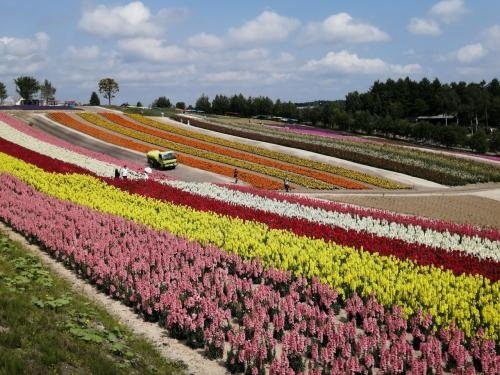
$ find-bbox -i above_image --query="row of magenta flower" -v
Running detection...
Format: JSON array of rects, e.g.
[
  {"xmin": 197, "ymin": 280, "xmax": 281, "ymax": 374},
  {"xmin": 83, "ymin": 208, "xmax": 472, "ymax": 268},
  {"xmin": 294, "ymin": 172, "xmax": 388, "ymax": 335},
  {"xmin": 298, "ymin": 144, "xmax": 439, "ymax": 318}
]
[
  {"xmin": 0, "ymin": 145, "xmax": 498, "ymax": 373},
  {"xmin": 0, "ymin": 173, "xmax": 498, "ymax": 374}
]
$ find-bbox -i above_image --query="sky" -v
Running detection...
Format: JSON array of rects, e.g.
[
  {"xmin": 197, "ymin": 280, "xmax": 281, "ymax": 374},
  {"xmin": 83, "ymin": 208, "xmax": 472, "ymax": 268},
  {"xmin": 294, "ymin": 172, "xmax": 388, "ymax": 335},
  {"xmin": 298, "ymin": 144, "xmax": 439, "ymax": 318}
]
[{"xmin": 1, "ymin": 0, "xmax": 500, "ymax": 106}]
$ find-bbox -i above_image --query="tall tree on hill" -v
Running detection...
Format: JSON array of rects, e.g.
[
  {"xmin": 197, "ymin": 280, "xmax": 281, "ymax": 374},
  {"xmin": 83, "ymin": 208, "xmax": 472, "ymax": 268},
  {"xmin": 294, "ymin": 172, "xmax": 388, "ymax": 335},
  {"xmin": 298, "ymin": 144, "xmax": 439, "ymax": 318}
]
[
  {"xmin": 40, "ymin": 79, "xmax": 56, "ymax": 105},
  {"xmin": 0, "ymin": 82, "xmax": 7, "ymax": 104},
  {"xmin": 98, "ymin": 78, "xmax": 119, "ymax": 105},
  {"xmin": 89, "ymin": 91, "xmax": 100, "ymax": 106},
  {"xmin": 152, "ymin": 96, "xmax": 171, "ymax": 108},
  {"xmin": 14, "ymin": 76, "xmax": 40, "ymax": 101},
  {"xmin": 195, "ymin": 93, "xmax": 211, "ymax": 113}
]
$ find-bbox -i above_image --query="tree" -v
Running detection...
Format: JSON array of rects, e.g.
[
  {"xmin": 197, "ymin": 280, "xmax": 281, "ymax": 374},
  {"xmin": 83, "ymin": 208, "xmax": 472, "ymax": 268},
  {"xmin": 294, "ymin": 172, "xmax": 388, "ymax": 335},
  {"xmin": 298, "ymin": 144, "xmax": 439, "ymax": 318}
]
[
  {"xmin": 14, "ymin": 76, "xmax": 40, "ymax": 101},
  {"xmin": 195, "ymin": 94, "xmax": 211, "ymax": 113},
  {"xmin": 468, "ymin": 129, "xmax": 488, "ymax": 153},
  {"xmin": 40, "ymin": 79, "xmax": 56, "ymax": 104},
  {"xmin": 136, "ymin": 101, "xmax": 143, "ymax": 107},
  {"xmin": 152, "ymin": 96, "xmax": 171, "ymax": 108},
  {"xmin": 489, "ymin": 130, "xmax": 500, "ymax": 153},
  {"xmin": 98, "ymin": 78, "xmax": 119, "ymax": 105},
  {"xmin": 89, "ymin": 91, "xmax": 100, "ymax": 106},
  {"xmin": 211, "ymin": 94, "xmax": 230, "ymax": 115},
  {"xmin": 0, "ymin": 82, "xmax": 7, "ymax": 104},
  {"xmin": 175, "ymin": 102, "xmax": 186, "ymax": 110}
]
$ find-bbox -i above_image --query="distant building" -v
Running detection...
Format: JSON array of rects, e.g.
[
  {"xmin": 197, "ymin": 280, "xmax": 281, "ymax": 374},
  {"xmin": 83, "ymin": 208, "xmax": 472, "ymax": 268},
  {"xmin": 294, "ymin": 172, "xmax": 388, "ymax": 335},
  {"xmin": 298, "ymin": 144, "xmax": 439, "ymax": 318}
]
[{"xmin": 416, "ymin": 113, "xmax": 457, "ymax": 125}]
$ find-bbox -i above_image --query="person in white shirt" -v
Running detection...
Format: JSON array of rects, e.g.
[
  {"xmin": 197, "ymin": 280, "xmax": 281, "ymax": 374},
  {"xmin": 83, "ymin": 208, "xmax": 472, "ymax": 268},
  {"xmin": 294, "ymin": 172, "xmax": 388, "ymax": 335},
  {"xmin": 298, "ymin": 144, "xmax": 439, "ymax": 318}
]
[{"xmin": 120, "ymin": 165, "xmax": 129, "ymax": 179}]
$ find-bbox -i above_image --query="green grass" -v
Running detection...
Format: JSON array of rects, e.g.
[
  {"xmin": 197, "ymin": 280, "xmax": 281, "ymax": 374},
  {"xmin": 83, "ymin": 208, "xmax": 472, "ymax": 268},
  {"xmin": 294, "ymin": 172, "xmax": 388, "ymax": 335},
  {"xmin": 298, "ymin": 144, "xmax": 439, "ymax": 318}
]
[{"xmin": 0, "ymin": 229, "xmax": 187, "ymax": 375}]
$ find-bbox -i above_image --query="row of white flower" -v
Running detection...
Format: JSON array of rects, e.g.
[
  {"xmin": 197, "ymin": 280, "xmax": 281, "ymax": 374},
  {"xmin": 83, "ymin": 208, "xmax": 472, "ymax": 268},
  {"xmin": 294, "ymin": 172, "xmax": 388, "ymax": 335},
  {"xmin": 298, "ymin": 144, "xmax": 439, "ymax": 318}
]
[
  {"xmin": 164, "ymin": 180, "xmax": 500, "ymax": 261},
  {"xmin": 2, "ymin": 120, "xmax": 499, "ymax": 261}
]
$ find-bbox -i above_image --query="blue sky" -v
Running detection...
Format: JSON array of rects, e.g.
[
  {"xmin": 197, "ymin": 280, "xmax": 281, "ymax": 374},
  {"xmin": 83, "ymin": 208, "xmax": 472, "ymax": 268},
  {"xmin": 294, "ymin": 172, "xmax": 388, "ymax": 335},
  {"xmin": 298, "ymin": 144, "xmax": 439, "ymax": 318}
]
[{"xmin": 1, "ymin": 0, "xmax": 499, "ymax": 106}]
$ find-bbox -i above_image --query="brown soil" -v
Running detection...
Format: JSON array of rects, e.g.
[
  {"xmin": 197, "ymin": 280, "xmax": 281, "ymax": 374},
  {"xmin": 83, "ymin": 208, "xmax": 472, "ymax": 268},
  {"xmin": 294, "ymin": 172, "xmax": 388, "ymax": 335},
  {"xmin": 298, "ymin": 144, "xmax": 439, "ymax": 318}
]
[{"xmin": 323, "ymin": 194, "xmax": 500, "ymax": 229}]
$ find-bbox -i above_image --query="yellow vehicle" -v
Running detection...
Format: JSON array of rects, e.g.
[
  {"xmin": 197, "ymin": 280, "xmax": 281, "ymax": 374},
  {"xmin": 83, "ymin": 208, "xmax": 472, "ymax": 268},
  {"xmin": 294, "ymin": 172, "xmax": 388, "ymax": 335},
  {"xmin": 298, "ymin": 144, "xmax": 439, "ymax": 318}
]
[{"xmin": 146, "ymin": 150, "xmax": 177, "ymax": 169}]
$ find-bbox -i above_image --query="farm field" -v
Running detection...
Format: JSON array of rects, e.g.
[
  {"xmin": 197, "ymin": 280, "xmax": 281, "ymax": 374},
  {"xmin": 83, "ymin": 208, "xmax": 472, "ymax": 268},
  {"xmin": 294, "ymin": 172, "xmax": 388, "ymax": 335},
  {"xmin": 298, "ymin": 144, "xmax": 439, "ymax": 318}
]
[{"xmin": 0, "ymin": 108, "xmax": 499, "ymax": 374}]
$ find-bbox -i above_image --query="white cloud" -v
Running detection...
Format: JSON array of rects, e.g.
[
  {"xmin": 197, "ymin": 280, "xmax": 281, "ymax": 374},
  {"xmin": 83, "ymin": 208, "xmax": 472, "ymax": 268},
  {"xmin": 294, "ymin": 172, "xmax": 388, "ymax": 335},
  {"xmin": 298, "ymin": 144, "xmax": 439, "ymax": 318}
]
[
  {"xmin": 118, "ymin": 38, "xmax": 202, "ymax": 62},
  {"xmin": 481, "ymin": 25, "xmax": 500, "ymax": 49},
  {"xmin": 78, "ymin": 1, "xmax": 165, "ymax": 38},
  {"xmin": 236, "ymin": 48, "xmax": 269, "ymax": 60},
  {"xmin": 456, "ymin": 43, "xmax": 486, "ymax": 63},
  {"xmin": 203, "ymin": 70, "xmax": 259, "ymax": 82},
  {"xmin": 65, "ymin": 45, "xmax": 100, "ymax": 60},
  {"xmin": 430, "ymin": 0, "xmax": 467, "ymax": 24},
  {"xmin": 303, "ymin": 13, "xmax": 389, "ymax": 44},
  {"xmin": 187, "ymin": 33, "xmax": 224, "ymax": 50},
  {"xmin": 302, "ymin": 50, "xmax": 421, "ymax": 75},
  {"xmin": 407, "ymin": 18, "xmax": 441, "ymax": 35},
  {"xmin": 0, "ymin": 32, "xmax": 49, "ymax": 75},
  {"xmin": 228, "ymin": 11, "xmax": 300, "ymax": 43},
  {"xmin": 0, "ymin": 32, "xmax": 49, "ymax": 56}
]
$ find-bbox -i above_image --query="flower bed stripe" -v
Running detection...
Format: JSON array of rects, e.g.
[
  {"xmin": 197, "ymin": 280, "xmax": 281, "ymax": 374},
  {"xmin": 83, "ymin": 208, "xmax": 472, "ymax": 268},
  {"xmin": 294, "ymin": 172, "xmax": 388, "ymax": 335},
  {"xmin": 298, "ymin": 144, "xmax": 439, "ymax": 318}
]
[
  {"xmin": 46, "ymin": 112, "xmax": 282, "ymax": 189},
  {"xmin": 77, "ymin": 112, "xmax": 335, "ymax": 190},
  {"xmin": 147, "ymin": 113, "xmax": 407, "ymax": 189},
  {"xmin": 1, "ymin": 152, "xmax": 499, "ymax": 339},
  {"xmin": 102, "ymin": 112, "xmax": 370, "ymax": 190}
]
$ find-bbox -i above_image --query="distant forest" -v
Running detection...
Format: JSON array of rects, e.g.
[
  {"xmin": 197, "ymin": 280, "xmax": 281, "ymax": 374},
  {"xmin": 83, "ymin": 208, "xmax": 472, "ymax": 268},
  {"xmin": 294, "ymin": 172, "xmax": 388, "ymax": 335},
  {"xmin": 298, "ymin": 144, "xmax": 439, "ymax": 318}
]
[{"xmin": 193, "ymin": 77, "xmax": 500, "ymax": 153}]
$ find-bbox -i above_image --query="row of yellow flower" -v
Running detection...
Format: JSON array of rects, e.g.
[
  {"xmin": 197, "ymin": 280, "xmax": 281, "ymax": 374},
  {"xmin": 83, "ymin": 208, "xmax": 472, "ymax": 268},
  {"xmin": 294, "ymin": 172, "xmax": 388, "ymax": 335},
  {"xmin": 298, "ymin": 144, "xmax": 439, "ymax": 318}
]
[
  {"xmin": 128, "ymin": 113, "xmax": 406, "ymax": 189},
  {"xmin": 78, "ymin": 112, "xmax": 334, "ymax": 190},
  {"xmin": 1, "ymin": 152, "xmax": 498, "ymax": 339}
]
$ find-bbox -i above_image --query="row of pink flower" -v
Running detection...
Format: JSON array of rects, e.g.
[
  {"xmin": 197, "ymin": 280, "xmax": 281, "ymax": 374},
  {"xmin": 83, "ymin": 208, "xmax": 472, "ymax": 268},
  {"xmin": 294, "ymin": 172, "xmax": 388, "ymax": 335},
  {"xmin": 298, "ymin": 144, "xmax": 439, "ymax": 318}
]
[
  {"xmin": 0, "ymin": 173, "xmax": 497, "ymax": 374},
  {"xmin": 2, "ymin": 112, "xmax": 497, "ymax": 242},
  {"xmin": 2, "ymin": 136, "xmax": 498, "ymax": 282}
]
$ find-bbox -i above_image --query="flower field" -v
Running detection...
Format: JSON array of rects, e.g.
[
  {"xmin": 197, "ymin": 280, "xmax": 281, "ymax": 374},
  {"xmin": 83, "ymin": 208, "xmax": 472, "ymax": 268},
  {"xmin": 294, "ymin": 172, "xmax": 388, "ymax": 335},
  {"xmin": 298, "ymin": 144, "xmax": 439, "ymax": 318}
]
[
  {"xmin": 0, "ymin": 112, "xmax": 499, "ymax": 374},
  {"xmin": 48, "ymin": 111, "xmax": 407, "ymax": 190},
  {"xmin": 175, "ymin": 115, "xmax": 500, "ymax": 186}
]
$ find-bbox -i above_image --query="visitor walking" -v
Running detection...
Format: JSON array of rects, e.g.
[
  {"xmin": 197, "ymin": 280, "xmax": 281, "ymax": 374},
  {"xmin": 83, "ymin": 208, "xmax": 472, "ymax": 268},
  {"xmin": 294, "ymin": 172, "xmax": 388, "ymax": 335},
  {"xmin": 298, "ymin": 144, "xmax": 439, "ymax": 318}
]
[
  {"xmin": 120, "ymin": 165, "xmax": 129, "ymax": 179},
  {"xmin": 284, "ymin": 177, "xmax": 290, "ymax": 192},
  {"xmin": 233, "ymin": 168, "xmax": 238, "ymax": 183}
]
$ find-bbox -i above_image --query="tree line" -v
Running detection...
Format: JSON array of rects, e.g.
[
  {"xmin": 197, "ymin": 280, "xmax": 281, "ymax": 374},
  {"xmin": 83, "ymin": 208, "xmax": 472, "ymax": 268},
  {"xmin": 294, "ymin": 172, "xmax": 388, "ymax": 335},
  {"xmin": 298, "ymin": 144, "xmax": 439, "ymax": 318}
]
[
  {"xmin": 187, "ymin": 77, "xmax": 500, "ymax": 153},
  {"xmin": 0, "ymin": 76, "xmax": 56, "ymax": 105}
]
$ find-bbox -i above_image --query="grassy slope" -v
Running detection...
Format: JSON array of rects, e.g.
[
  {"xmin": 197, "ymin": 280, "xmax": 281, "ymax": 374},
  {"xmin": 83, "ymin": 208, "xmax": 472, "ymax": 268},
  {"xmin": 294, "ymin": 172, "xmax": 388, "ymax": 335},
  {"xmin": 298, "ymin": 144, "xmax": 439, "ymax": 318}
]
[{"xmin": 0, "ymin": 228, "xmax": 186, "ymax": 375}]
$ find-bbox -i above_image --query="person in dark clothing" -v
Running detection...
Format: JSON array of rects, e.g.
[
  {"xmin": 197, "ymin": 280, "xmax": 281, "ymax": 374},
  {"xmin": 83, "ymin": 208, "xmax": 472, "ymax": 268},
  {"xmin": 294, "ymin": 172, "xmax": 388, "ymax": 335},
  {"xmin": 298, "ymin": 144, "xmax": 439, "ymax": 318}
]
[
  {"xmin": 114, "ymin": 168, "xmax": 120, "ymax": 178},
  {"xmin": 284, "ymin": 177, "xmax": 290, "ymax": 192},
  {"xmin": 233, "ymin": 168, "xmax": 238, "ymax": 183}
]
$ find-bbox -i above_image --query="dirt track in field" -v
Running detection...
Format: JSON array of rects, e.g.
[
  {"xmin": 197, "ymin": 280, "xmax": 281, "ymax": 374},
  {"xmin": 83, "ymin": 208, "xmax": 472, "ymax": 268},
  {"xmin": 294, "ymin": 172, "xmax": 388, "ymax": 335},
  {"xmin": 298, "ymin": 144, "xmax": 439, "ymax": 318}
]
[{"xmin": 321, "ymin": 193, "xmax": 500, "ymax": 229}]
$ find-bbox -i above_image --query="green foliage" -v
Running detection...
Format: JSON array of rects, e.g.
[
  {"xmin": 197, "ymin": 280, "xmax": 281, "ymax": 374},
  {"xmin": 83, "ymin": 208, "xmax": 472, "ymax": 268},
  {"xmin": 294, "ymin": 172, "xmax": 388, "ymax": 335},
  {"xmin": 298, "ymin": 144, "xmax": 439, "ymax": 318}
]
[
  {"xmin": 14, "ymin": 76, "xmax": 40, "ymax": 100},
  {"xmin": 98, "ymin": 78, "xmax": 119, "ymax": 106},
  {"xmin": 0, "ymin": 81, "xmax": 7, "ymax": 104},
  {"xmin": 195, "ymin": 93, "xmax": 211, "ymax": 112},
  {"xmin": 39, "ymin": 79, "xmax": 56, "ymax": 103},
  {"xmin": 152, "ymin": 96, "xmax": 171, "ymax": 108},
  {"xmin": 489, "ymin": 130, "xmax": 500, "ymax": 153},
  {"xmin": 89, "ymin": 91, "xmax": 101, "ymax": 106},
  {"xmin": 469, "ymin": 129, "xmax": 489, "ymax": 153},
  {"xmin": 175, "ymin": 101, "xmax": 186, "ymax": 110}
]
